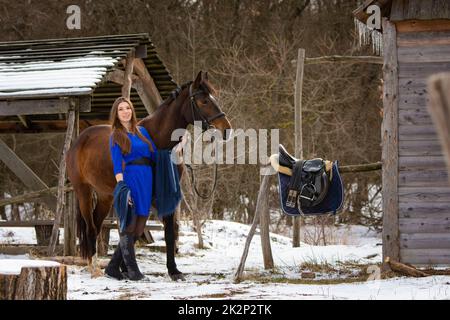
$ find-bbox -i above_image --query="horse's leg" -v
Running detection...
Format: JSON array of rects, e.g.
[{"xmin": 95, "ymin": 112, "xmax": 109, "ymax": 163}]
[
  {"xmin": 74, "ymin": 184, "xmax": 97, "ymax": 262},
  {"xmin": 90, "ymin": 195, "xmax": 113, "ymax": 278},
  {"xmin": 163, "ymin": 213, "xmax": 184, "ymax": 281}
]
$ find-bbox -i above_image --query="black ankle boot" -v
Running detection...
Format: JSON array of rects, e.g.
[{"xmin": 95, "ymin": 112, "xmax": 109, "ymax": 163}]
[
  {"xmin": 105, "ymin": 246, "xmax": 124, "ymax": 280},
  {"xmin": 119, "ymin": 233, "xmax": 144, "ymax": 281}
]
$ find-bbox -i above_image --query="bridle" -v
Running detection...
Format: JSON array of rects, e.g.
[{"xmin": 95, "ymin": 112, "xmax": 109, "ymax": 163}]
[
  {"xmin": 182, "ymin": 82, "xmax": 225, "ymax": 199},
  {"xmin": 189, "ymin": 83, "xmax": 225, "ymax": 131}
]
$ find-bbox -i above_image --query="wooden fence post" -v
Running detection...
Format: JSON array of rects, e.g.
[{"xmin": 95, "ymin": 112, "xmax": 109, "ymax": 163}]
[
  {"xmin": 293, "ymin": 48, "xmax": 305, "ymax": 248},
  {"xmin": 64, "ymin": 101, "xmax": 79, "ymax": 256},
  {"xmin": 48, "ymin": 104, "xmax": 76, "ymax": 256},
  {"xmin": 234, "ymin": 174, "xmax": 271, "ymax": 282}
]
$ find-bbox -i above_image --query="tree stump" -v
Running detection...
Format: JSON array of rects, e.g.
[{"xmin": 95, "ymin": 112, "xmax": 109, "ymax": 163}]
[{"xmin": 0, "ymin": 259, "xmax": 67, "ymax": 300}]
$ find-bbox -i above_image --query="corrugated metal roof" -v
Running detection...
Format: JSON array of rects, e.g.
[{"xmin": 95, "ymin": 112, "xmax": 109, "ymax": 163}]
[{"xmin": 0, "ymin": 33, "xmax": 177, "ymax": 123}]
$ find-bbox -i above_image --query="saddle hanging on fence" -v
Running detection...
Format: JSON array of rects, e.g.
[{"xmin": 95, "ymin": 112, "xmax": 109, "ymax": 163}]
[{"xmin": 270, "ymin": 144, "xmax": 344, "ymax": 216}]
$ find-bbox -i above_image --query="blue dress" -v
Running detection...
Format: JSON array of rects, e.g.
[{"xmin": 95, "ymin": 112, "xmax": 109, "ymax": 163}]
[{"xmin": 109, "ymin": 126, "xmax": 156, "ymax": 217}]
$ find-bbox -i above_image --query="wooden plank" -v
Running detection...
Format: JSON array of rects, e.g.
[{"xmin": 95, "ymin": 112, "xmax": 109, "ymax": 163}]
[
  {"xmin": 382, "ymin": 19, "xmax": 400, "ymax": 262},
  {"xmin": 399, "ymin": 187, "xmax": 450, "ymax": 203},
  {"xmin": 0, "ymin": 245, "xmax": 63, "ymax": 255},
  {"xmin": 398, "ymin": 93, "xmax": 429, "ymax": 109},
  {"xmin": 401, "ymin": 233, "xmax": 450, "ymax": 249},
  {"xmin": 399, "ymin": 108, "xmax": 432, "ymax": 125},
  {"xmin": 0, "ymin": 99, "xmax": 70, "ymax": 116},
  {"xmin": 398, "ymin": 45, "xmax": 450, "ymax": 63},
  {"xmin": 401, "ymin": 248, "xmax": 450, "ymax": 265},
  {"xmin": 400, "ymin": 202, "xmax": 450, "ymax": 218},
  {"xmin": 399, "ymin": 140, "xmax": 442, "ymax": 156},
  {"xmin": 398, "ymin": 31, "xmax": 450, "ymax": 47},
  {"xmin": 399, "ymin": 155, "xmax": 446, "ymax": 170},
  {"xmin": 0, "ymin": 220, "xmax": 57, "ymax": 227},
  {"xmin": 399, "ymin": 62, "xmax": 450, "ymax": 79},
  {"xmin": 399, "ymin": 218, "xmax": 450, "ymax": 233},
  {"xmin": 399, "ymin": 124, "xmax": 437, "ymax": 139},
  {"xmin": 399, "ymin": 169, "xmax": 449, "ymax": 187},
  {"xmin": 396, "ymin": 20, "xmax": 450, "ymax": 33}
]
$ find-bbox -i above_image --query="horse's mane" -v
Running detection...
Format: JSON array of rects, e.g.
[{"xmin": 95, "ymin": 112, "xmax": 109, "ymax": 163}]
[{"xmin": 158, "ymin": 81, "xmax": 193, "ymax": 108}]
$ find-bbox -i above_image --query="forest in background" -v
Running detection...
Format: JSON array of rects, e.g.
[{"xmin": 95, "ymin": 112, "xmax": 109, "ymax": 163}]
[{"xmin": 0, "ymin": 0, "xmax": 382, "ymax": 238}]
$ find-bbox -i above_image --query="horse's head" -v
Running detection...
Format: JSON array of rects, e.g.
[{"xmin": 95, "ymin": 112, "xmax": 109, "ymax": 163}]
[{"xmin": 186, "ymin": 71, "xmax": 232, "ymax": 140}]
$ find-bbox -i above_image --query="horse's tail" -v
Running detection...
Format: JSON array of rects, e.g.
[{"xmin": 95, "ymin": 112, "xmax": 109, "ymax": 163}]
[{"xmin": 76, "ymin": 198, "xmax": 97, "ymax": 260}]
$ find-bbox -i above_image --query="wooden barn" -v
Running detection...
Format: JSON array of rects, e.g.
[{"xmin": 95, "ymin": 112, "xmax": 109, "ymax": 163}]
[
  {"xmin": 0, "ymin": 33, "xmax": 176, "ymax": 255},
  {"xmin": 354, "ymin": 0, "xmax": 450, "ymax": 266}
]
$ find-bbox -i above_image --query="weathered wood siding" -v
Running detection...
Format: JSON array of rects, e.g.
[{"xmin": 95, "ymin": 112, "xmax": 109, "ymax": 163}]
[
  {"xmin": 391, "ymin": 0, "xmax": 450, "ymax": 22},
  {"xmin": 397, "ymin": 24, "xmax": 450, "ymax": 265}
]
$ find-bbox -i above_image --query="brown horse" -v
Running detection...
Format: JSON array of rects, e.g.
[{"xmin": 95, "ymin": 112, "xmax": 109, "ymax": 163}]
[{"xmin": 66, "ymin": 71, "xmax": 232, "ymax": 280}]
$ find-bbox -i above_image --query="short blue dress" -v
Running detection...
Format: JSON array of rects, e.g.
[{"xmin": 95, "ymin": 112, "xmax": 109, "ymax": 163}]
[{"xmin": 109, "ymin": 126, "xmax": 156, "ymax": 217}]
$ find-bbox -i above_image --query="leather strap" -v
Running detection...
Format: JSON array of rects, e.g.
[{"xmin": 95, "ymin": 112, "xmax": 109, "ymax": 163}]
[{"xmin": 126, "ymin": 157, "xmax": 154, "ymax": 167}]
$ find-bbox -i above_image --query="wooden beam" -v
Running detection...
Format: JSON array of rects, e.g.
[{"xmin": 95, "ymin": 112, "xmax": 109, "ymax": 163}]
[
  {"xmin": 0, "ymin": 138, "xmax": 49, "ymax": 191},
  {"xmin": 134, "ymin": 78, "xmax": 155, "ymax": 115},
  {"xmin": 133, "ymin": 58, "xmax": 162, "ymax": 113},
  {"xmin": 122, "ymin": 50, "xmax": 135, "ymax": 99},
  {"xmin": 0, "ymin": 99, "xmax": 71, "ymax": 116},
  {"xmin": 382, "ymin": 18, "xmax": 400, "ymax": 265},
  {"xmin": 106, "ymin": 69, "xmax": 139, "ymax": 86},
  {"xmin": 396, "ymin": 20, "xmax": 450, "ymax": 33}
]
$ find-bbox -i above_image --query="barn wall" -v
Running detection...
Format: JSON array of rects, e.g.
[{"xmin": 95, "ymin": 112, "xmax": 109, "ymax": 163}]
[{"xmin": 396, "ymin": 21, "xmax": 450, "ymax": 265}]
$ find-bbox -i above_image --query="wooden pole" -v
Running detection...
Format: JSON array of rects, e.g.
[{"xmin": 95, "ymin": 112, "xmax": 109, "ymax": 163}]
[
  {"xmin": 381, "ymin": 18, "xmax": 400, "ymax": 267},
  {"xmin": 428, "ymin": 72, "xmax": 450, "ymax": 185},
  {"xmin": 48, "ymin": 106, "xmax": 76, "ymax": 256},
  {"xmin": 234, "ymin": 174, "xmax": 271, "ymax": 283},
  {"xmin": 259, "ymin": 174, "xmax": 274, "ymax": 269},
  {"xmin": 293, "ymin": 48, "xmax": 305, "ymax": 248},
  {"xmin": 64, "ymin": 101, "xmax": 79, "ymax": 256}
]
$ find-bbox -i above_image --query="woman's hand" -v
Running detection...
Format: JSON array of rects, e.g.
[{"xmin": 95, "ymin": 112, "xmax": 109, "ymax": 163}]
[{"xmin": 115, "ymin": 173, "xmax": 124, "ymax": 183}]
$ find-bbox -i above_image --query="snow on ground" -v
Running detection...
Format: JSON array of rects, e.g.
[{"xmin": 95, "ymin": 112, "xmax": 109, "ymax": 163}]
[{"xmin": 1, "ymin": 220, "xmax": 450, "ymax": 299}]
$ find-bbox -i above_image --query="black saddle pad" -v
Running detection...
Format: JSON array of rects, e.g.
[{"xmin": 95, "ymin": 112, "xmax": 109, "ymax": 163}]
[{"xmin": 277, "ymin": 161, "xmax": 344, "ymax": 216}]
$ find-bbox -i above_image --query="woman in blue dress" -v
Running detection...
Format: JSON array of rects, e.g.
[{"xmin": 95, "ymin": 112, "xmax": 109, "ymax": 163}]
[{"xmin": 105, "ymin": 96, "xmax": 156, "ymax": 281}]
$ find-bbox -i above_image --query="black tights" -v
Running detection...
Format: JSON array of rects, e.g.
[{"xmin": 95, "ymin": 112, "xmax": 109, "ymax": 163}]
[{"xmin": 122, "ymin": 214, "xmax": 147, "ymax": 238}]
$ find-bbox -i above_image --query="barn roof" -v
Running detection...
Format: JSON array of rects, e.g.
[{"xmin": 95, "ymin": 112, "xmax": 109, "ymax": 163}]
[{"xmin": 0, "ymin": 33, "xmax": 177, "ymax": 124}]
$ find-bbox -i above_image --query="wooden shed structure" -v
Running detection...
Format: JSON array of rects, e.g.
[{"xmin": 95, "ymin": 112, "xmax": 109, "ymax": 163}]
[
  {"xmin": 0, "ymin": 33, "xmax": 176, "ymax": 255},
  {"xmin": 354, "ymin": 0, "xmax": 450, "ymax": 266}
]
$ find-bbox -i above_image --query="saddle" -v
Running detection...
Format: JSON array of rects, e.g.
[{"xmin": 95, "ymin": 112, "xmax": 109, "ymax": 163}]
[{"xmin": 270, "ymin": 144, "xmax": 344, "ymax": 216}]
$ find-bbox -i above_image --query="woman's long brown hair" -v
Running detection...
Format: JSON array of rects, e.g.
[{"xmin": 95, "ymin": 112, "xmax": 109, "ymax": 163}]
[{"xmin": 109, "ymin": 97, "xmax": 154, "ymax": 154}]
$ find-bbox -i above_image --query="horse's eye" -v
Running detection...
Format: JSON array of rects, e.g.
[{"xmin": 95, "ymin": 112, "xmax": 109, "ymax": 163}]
[{"xmin": 202, "ymin": 99, "xmax": 208, "ymax": 104}]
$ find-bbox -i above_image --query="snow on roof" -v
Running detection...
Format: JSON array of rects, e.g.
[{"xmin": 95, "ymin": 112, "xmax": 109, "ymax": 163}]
[{"xmin": 0, "ymin": 55, "xmax": 119, "ymax": 98}]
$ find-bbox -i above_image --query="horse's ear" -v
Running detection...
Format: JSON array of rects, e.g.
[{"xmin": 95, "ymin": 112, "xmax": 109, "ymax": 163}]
[
  {"xmin": 204, "ymin": 72, "xmax": 209, "ymax": 81},
  {"xmin": 193, "ymin": 71, "xmax": 202, "ymax": 89}
]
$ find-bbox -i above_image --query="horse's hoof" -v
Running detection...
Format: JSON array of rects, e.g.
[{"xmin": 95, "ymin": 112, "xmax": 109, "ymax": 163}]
[{"xmin": 169, "ymin": 272, "xmax": 185, "ymax": 281}]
